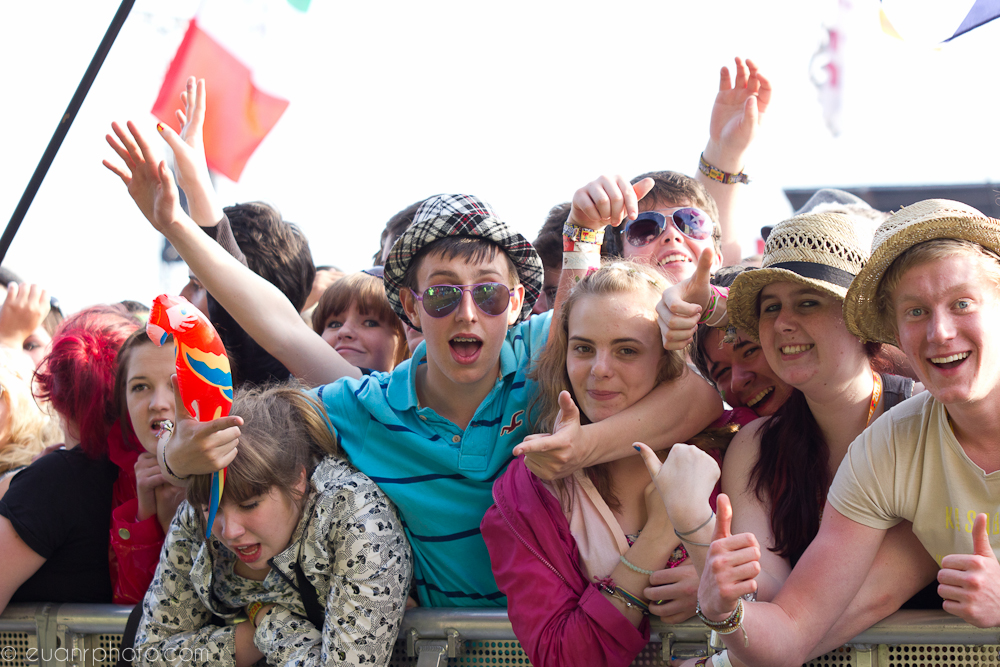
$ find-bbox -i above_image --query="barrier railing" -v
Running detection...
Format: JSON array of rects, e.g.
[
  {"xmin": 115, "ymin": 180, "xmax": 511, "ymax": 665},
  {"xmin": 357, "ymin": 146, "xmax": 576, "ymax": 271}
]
[{"xmin": 0, "ymin": 603, "xmax": 998, "ymax": 667}]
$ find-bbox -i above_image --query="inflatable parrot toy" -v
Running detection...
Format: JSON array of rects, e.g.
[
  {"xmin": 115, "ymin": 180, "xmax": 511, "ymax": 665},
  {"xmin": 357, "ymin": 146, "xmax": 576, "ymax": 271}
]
[{"xmin": 147, "ymin": 295, "xmax": 233, "ymax": 537}]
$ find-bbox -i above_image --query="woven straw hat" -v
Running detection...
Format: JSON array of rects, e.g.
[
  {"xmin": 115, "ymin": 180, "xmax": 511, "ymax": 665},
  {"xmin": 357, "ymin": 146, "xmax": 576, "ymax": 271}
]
[
  {"xmin": 383, "ymin": 194, "xmax": 542, "ymax": 330},
  {"xmin": 728, "ymin": 211, "xmax": 869, "ymax": 341},
  {"xmin": 844, "ymin": 199, "xmax": 1000, "ymax": 345}
]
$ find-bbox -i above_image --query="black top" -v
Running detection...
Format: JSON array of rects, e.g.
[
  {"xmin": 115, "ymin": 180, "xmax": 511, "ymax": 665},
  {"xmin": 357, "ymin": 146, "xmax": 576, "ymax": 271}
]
[
  {"xmin": 0, "ymin": 447, "xmax": 118, "ymax": 603},
  {"xmin": 880, "ymin": 372, "xmax": 915, "ymax": 412}
]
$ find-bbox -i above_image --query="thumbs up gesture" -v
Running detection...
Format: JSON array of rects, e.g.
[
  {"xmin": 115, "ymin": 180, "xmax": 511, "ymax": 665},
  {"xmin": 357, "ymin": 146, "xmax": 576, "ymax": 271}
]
[
  {"xmin": 938, "ymin": 513, "xmax": 1000, "ymax": 627},
  {"xmin": 697, "ymin": 494, "xmax": 762, "ymax": 621},
  {"xmin": 656, "ymin": 247, "xmax": 717, "ymax": 351},
  {"xmin": 514, "ymin": 391, "xmax": 589, "ymax": 480}
]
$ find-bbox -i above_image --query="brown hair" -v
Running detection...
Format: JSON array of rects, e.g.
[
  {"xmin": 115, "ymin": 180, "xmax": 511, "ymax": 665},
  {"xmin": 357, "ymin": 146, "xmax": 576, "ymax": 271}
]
[
  {"xmin": 402, "ymin": 236, "xmax": 520, "ymax": 292},
  {"xmin": 876, "ymin": 238, "xmax": 1000, "ymax": 338},
  {"xmin": 187, "ymin": 382, "xmax": 338, "ymax": 509},
  {"xmin": 528, "ymin": 259, "xmax": 685, "ymax": 511},
  {"xmin": 602, "ymin": 171, "xmax": 721, "ymax": 258},
  {"xmin": 312, "ymin": 272, "xmax": 409, "ymax": 370}
]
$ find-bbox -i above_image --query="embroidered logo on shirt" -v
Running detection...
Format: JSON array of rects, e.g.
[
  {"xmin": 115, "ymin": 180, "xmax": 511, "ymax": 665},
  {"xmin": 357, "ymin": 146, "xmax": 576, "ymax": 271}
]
[{"xmin": 500, "ymin": 410, "xmax": 525, "ymax": 436}]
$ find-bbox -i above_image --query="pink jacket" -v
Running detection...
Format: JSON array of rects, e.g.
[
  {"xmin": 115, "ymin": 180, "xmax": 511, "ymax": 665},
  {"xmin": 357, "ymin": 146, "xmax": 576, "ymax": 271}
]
[{"xmin": 481, "ymin": 456, "xmax": 649, "ymax": 667}]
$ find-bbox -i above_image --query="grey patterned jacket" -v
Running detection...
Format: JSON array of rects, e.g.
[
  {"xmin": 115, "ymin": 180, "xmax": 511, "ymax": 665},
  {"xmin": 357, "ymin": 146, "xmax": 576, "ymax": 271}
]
[{"xmin": 133, "ymin": 457, "xmax": 412, "ymax": 666}]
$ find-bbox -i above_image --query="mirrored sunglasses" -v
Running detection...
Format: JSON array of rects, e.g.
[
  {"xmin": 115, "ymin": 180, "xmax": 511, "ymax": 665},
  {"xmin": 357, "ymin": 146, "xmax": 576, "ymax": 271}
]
[
  {"xmin": 623, "ymin": 208, "xmax": 713, "ymax": 247},
  {"xmin": 410, "ymin": 283, "xmax": 512, "ymax": 318}
]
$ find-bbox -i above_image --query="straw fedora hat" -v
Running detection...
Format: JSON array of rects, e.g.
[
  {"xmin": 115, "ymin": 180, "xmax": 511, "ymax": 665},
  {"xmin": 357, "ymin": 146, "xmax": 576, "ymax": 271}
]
[
  {"xmin": 728, "ymin": 211, "xmax": 869, "ymax": 341},
  {"xmin": 844, "ymin": 199, "xmax": 1000, "ymax": 345}
]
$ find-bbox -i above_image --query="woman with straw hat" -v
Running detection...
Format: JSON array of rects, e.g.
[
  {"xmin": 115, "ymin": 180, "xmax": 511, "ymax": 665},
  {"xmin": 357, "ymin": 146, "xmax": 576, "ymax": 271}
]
[
  {"xmin": 677, "ymin": 200, "xmax": 1000, "ymax": 667},
  {"xmin": 642, "ymin": 209, "xmax": 945, "ymax": 667}
]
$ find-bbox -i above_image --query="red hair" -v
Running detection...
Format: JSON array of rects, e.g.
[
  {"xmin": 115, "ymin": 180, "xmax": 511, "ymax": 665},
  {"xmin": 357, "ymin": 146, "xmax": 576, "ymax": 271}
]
[{"xmin": 34, "ymin": 305, "xmax": 138, "ymax": 458}]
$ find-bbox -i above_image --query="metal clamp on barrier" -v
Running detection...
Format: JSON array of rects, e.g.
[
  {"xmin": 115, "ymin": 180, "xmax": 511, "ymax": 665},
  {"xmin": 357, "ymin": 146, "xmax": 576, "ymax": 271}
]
[{"xmin": 406, "ymin": 627, "xmax": 460, "ymax": 667}]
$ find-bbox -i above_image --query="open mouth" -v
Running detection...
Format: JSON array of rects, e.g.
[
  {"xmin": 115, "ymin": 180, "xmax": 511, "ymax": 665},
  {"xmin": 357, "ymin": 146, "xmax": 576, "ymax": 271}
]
[
  {"xmin": 234, "ymin": 544, "xmax": 261, "ymax": 562},
  {"xmin": 152, "ymin": 419, "xmax": 173, "ymax": 437},
  {"xmin": 780, "ymin": 344, "xmax": 814, "ymax": 355},
  {"xmin": 450, "ymin": 335, "xmax": 483, "ymax": 363},
  {"xmin": 658, "ymin": 254, "xmax": 690, "ymax": 266},
  {"xmin": 746, "ymin": 386, "xmax": 773, "ymax": 408},
  {"xmin": 929, "ymin": 351, "xmax": 970, "ymax": 369}
]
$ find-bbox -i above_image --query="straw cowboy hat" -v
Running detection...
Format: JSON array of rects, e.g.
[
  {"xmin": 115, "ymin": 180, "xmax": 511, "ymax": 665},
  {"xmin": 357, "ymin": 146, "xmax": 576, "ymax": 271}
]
[
  {"xmin": 729, "ymin": 211, "xmax": 869, "ymax": 341},
  {"xmin": 844, "ymin": 199, "xmax": 1000, "ymax": 345}
]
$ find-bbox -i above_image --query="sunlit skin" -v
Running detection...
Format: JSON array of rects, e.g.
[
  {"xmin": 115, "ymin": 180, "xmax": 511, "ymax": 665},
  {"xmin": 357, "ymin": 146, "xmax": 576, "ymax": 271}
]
[
  {"xmin": 400, "ymin": 251, "xmax": 524, "ymax": 409},
  {"xmin": 891, "ymin": 255, "xmax": 1000, "ymax": 408},
  {"xmin": 623, "ymin": 199, "xmax": 721, "ymax": 284},
  {"xmin": 757, "ymin": 282, "xmax": 869, "ymax": 392},
  {"xmin": 212, "ymin": 473, "xmax": 308, "ymax": 581},
  {"xmin": 702, "ymin": 328, "xmax": 794, "ymax": 416},
  {"xmin": 566, "ymin": 293, "xmax": 663, "ymax": 424},
  {"xmin": 321, "ymin": 303, "xmax": 400, "ymax": 373},
  {"xmin": 125, "ymin": 343, "xmax": 177, "ymax": 453}
]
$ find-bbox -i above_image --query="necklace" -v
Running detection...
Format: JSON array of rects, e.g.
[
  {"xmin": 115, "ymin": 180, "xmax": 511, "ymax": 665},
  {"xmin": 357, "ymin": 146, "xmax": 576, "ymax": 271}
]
[{"xmin": 866, "ymin": 371, "xmax": 883, "ymax": 427}]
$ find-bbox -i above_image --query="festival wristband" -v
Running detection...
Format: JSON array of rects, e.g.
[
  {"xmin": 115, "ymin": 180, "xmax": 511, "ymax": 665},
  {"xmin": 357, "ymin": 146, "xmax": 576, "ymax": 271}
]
[
  {"xmin": 246, "ymin": 601, "xmax": 264, "ymax": 626},
  {"xmin": 563, "ymin": 238, "xmax": 601, "ymax": 270},
  {"xmin": 563, "ymin": 222, "xmax": 605, "ymax": 245},
  {"xmin": 699, "ymin": 153, "xmax": 750, "ymax": 185}
]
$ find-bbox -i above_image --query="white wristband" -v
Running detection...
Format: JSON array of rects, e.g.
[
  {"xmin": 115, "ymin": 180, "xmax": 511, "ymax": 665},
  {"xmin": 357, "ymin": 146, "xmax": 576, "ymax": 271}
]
[
  {"xmin": 713, "ymin": 650, "xmax": 734, "ymax": 667},
  {"xmin": 563, "ymin": 250, "xmax": 601, "ymax": 270}
]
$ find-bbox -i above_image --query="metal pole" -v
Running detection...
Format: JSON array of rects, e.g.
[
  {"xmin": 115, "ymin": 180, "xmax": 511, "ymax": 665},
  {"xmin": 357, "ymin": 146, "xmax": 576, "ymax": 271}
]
[{"xmin": 0, "ymin": 0, "xmax": 136, "ymax": 265}]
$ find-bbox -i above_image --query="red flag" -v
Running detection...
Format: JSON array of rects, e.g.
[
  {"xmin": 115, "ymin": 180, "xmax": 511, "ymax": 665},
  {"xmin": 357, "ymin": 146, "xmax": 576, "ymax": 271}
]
[{"xmin": 152, "ymin": 19, "xmax": 289, "ymax": 181}]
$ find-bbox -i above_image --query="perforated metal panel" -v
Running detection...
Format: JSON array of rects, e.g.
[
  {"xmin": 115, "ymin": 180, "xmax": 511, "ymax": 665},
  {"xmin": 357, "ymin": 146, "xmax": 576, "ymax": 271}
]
[
  {"xmin": 88, "ymin": 633, "xmax": 123, "ymax": 667},
  {"xmin": 0, "ymin": 631, "xmax": 33, "ymax": 667},
  {"xmin": 806, "ymin": 645, "xmax": 858, "ymax": 666},
  {"xmin": 883, "ymin": 644, "xmax": 1000, "ymax": 666}
]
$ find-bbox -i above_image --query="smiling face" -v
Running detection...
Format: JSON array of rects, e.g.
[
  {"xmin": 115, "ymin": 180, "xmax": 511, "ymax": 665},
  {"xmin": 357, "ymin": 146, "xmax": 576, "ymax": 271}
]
[
  {"xmin": 623, "ymin": 200, "xmax": 720, "ymax": 283},
  {"xmin": 125, "ymin": 342, "xmax": 176, "ymax": 453},
  {"xmin": 212, "ymin": 476, "xmax": 307, "ymax": 579},
  {"xmin": 702, "ymin": 328, "xmax": 794, "ymax": 416},
  {"xmin": 757, "ymin": 281, "xmax": 867, "ymax": 392},
  {"xmin": 321, "ymin": 303, "xmax": 401, "ymax": 373},
  {"xmin": 891, "ymin": 254, "xmax": 1000, "ymax": 406},
  {"xmin": 565, "ymin": 292, "xmax": 663, "ymax": 423},
  {"xmin": 401, "ymin": 248, "xmax": 524, "ymax": 401}
]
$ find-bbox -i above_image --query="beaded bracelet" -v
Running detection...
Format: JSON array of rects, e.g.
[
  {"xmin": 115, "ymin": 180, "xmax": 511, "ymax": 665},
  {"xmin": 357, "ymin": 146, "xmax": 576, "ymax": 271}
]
[
  {"xmin": 563, "ymin": 222, "xmax": 605, "ymax": 245},
  {"xmin": 699, "ymin": 153, "xmax": 750, "ymax": 185},
  {"xmin": 619, "ymin": 554, "xmax": 655, "ymax": 576},
  {"xmin": 696, "ymin": 598, "xmax": 749, "ymax": 646},
  {"xmin": 598, "ymin": 580, "xmax": 650, "ymax": 615}
]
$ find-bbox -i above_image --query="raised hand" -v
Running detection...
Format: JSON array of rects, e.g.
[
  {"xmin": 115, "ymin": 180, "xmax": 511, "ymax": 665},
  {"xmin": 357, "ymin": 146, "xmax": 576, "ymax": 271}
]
[
  {"xmin": 0, "ymin": 283, "xmax": 50, "ymax": 350},
  {"xmin": 513, "ymin": 390, "xmax": 590, "ymax": 480},
  {"xmin": 159, "ymin": 374, "xmax": 242, "ymax": 483},
  {"xmin": 697, "ymin": 494, "xmax": 761, "ymax": 621},
  {"xmin": 705, "ymin": 57, "xmax": 772, "ymax": 171},
  {"xmin": 568, "ymin": 176, "xmax": 655, "ymax": 231},
  {"xmin": 158, "ymin": 77, "xmax": 223, "ymax": 227},
  {"xmin": 938, "ymin": 513, "xmax": 1000, "ymax": 627},
  {"xmin": 655, "ymin": 248, "xmax": 716, "ymax": 351}
]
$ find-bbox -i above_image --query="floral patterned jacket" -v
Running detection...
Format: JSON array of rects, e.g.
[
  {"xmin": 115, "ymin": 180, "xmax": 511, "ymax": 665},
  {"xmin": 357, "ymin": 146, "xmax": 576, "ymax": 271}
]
[{"xmin": 133, "ymin": 456, "xmax": 412, "ymax": 666}]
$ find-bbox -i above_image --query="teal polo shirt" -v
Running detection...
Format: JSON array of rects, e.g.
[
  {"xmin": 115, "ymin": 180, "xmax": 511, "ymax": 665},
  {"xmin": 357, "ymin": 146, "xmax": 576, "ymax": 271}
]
[{"xmin": 310, "ymin": 310, "xmax": 551, "ymax": 607}]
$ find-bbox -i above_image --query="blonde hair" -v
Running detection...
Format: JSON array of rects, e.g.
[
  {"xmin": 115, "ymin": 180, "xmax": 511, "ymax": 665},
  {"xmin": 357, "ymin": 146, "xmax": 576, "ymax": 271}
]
[
  {"xmin": 0, "ymin": 349, "xmax": 62, "ymax": 474},
  {"xmin": 528, "ymin": 260, "xmax": 685, "ymax": 512},
  {"xmin": 876, "ymin": 238, "xmax": 1000, "ymax": 337},
  {"xmin": 187, "ymin": 382, "xmax": 337, "ymax": 510},
  {"xmin": 312, "ymin": 272, "xmax": 409, "ymax": 370}
]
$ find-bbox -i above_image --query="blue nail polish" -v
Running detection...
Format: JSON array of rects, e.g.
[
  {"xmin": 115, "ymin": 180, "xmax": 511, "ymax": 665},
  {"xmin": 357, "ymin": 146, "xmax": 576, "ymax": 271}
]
[{"xmin": 633, "ymin": 445, "xmax": 641, "ymax": 451}]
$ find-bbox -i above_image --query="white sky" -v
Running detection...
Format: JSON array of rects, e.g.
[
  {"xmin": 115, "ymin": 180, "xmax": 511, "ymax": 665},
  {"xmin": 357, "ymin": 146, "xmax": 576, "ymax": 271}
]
[{"xmin": 2, "ymin": 0, "xmax": 999, "ymax": 313}]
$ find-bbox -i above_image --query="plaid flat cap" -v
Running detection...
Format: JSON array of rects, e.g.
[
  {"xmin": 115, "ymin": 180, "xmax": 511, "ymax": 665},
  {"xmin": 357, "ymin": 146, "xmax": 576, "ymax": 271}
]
[{"xmin": 383, "ymin": 194, "xmax": 543, "ymax": 330}]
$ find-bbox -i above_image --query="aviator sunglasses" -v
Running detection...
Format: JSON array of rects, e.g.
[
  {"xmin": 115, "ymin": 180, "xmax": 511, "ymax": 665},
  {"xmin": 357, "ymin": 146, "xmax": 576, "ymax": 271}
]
[
  {"xmin": 409, "ymin": 283, "xmax": 512, "ymax": 318},
  {"xmin": 623, "ymin": 208, "xmax": 713, "ymax": 247}
]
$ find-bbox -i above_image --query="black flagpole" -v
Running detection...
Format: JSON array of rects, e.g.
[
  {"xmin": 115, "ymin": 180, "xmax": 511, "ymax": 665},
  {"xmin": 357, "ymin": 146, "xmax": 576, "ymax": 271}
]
[{"xmin": 0, "ymin": 0, "xmax": 136, "ymax": 265}]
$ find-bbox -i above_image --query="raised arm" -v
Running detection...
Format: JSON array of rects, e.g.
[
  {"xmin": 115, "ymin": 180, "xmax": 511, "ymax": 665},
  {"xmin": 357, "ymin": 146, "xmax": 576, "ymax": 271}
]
[
  {"xmin": 104, "ymin": 121, "xmax": 361, "ymax": 386},
  {"xmin": 695, "ymin": 57, "xmax": 771, "ymax": 266}
]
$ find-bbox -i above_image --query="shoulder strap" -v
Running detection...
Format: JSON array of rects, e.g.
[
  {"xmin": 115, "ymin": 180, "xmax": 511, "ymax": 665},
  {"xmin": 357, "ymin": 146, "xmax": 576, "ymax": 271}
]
[{"xmin": 293, "ymin": 493, "xmax": 325, "ymax": 628}]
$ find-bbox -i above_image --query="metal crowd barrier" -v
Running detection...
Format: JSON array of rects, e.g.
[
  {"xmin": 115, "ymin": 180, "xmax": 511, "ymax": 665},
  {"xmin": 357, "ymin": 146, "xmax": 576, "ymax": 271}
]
[{"xmin": 0, "ymin": 603, "xmax": 998, "ymax": 666}]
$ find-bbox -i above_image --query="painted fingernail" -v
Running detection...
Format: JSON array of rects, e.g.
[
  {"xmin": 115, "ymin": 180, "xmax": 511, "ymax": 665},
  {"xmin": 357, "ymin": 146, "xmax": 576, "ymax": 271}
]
[
  {"xmin": 156, "ymin": 123, "xmax": 164, "ymax": 132},
  {"xmin": 633, "ymin": 445, "xmax": 641, "ymax": 452}
]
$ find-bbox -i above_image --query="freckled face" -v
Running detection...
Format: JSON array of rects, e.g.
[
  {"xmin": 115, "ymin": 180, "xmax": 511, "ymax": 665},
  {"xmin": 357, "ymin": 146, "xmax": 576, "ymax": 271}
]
[{"xmin": 565, "ymin": 292, "xmax": 663, "ymax": 423}]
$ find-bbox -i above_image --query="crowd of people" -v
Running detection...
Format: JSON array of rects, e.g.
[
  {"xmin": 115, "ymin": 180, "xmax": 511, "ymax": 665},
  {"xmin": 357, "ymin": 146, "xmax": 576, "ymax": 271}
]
[{"xmin": 0, "ymin": 55, "xmax": 997, "ymax": 667}]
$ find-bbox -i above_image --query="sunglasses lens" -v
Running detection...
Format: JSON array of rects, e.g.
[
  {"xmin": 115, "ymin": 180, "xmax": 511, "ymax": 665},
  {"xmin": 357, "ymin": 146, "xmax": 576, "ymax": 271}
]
[
  {"xmin": 624, "ymin": 215, "xmax": 664, "ymax": 247},
  {"xmin": 473, "ymin": 283, "xmax": 511, "ymax": 316},
  {"xmin": 674, "ymin": 208, "xmax": 712, "ymax": 240},
  {"xmin": 422, "ymin": 286, "xmax": 463, "ymax": 317}
]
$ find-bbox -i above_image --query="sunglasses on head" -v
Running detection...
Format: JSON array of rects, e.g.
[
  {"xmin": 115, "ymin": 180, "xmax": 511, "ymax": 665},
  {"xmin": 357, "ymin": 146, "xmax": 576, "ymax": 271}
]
[
  {"xmin": 409, "ymin": 283, "xmax": 512, "ymax": 318},
  {"xmin": 623, "ymin": 208, "xmax": 713, "ymax": 247}
]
